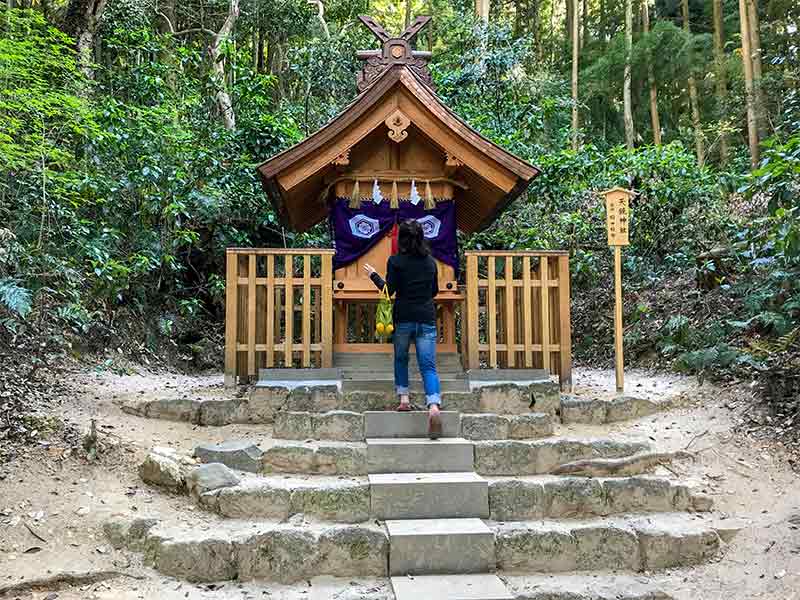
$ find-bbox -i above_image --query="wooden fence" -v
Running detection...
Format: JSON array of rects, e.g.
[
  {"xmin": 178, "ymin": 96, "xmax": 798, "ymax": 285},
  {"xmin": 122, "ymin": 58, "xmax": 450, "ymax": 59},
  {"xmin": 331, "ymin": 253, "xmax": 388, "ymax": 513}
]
[
  {"xmin": 224, "ymin": 249, "xmax": 334, "ymax": 385},
  {"xmin": 225, "ymin": 247, "xmax": 572, "ymax": 390},
  {"xmin": 463, "ymin": 250, "xmax": 572, "ymax": 389}
]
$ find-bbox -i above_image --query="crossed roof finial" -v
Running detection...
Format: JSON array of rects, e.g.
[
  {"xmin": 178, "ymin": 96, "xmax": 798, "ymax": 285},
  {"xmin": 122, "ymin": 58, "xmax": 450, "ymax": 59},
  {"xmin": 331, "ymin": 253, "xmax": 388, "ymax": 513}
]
[{"xmin": 355, "ymin": 15, "xmax": 434, "ymax": 92}]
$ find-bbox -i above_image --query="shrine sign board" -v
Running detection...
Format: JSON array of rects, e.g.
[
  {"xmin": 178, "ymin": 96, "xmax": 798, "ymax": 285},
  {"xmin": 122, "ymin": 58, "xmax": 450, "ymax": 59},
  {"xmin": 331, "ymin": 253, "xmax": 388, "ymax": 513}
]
[{"xmin": 604, "ymin": 187, "xmax": 632, "ymax": 246}]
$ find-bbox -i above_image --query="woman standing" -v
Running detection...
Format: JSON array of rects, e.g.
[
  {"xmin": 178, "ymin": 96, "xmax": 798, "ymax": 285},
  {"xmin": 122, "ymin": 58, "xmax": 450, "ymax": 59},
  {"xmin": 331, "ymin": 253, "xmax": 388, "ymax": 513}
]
[{"xmin": 364, "ymin": 220, "xmax": 443, "ymax": 439}]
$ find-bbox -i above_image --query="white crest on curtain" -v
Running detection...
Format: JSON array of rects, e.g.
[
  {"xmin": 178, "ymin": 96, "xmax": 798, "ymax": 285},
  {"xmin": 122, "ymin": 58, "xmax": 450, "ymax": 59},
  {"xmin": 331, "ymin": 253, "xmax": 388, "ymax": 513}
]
[
  {"xmin": 372, "ymin": 179, "xmax": 383, "ymax": 204},
  {"xmin": 349, "ymin": 215, "xmax": 381, "ymax": 239},
  {"xmin": 409, "ymin": 180, "xmax": 421, "ymax": 205},
  {"xmin": 416, "ymin": 215, "xmax": 441, "ymax": 238}
]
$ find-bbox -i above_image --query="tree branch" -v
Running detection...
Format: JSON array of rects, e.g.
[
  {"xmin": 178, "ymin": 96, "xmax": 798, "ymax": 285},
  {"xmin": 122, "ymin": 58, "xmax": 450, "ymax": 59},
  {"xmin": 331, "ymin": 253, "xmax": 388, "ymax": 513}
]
[{"xmin": 307, "ymin": 0, "xmax": 330, "ymax": 39}]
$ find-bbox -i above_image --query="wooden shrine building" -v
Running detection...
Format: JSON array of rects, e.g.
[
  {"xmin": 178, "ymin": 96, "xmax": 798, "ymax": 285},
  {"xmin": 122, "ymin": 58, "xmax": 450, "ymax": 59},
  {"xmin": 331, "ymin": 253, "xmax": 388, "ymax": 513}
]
[{"xmin": 225, "ymin": 16, "xmax": 572, "ymax": 391}]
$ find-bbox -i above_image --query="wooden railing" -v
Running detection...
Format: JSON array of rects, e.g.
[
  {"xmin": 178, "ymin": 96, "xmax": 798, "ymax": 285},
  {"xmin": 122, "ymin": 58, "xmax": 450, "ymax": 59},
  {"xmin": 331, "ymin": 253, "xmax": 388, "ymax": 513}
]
[
  {"xmin": 463, "ymin": 250, "xmax": 572, "ymax": 389},
  {"xmin": 224, "ymin": 249, "xmax": 334, "ymax": 385}
]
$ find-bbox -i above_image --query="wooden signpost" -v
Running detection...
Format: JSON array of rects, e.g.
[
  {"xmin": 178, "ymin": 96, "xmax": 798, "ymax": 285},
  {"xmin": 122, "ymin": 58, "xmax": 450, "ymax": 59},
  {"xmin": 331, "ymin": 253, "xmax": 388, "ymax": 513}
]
[{"xmin": 602, "ymin": 187, "xmax": 634, "ymax": 393}]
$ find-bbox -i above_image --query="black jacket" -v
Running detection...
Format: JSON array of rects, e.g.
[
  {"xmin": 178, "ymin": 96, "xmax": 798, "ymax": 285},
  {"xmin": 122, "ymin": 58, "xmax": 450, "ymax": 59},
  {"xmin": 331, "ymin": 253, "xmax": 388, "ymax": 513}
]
[{"xmin": 370, "ymin": 254, "xmax": 439, "ymax": 325}]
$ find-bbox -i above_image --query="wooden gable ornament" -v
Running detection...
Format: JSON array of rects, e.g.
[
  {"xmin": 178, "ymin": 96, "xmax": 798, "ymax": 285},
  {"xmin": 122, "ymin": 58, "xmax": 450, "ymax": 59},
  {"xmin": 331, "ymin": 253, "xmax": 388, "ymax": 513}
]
[{"xmin": 256, "ymin": 16, "xmax": 541, "ymax": 234}]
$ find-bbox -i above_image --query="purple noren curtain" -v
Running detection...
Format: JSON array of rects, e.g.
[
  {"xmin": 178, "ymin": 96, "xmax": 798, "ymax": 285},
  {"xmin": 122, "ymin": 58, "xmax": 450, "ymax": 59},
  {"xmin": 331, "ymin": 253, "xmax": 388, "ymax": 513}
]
[{"xmin": 330, "ymin": 198, "xmax": 459, "ymax": 276}]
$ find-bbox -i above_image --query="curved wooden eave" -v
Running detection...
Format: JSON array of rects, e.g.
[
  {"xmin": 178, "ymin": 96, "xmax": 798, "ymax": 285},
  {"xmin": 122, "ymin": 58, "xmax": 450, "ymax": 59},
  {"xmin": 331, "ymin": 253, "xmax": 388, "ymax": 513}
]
[{"xmin": 257, "ymin": 65, "xmax": 541, "ymax": 233}]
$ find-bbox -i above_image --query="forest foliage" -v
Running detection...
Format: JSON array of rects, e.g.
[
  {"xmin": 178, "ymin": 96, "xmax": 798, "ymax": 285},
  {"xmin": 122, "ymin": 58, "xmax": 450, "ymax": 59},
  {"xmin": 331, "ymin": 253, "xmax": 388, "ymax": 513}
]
[{"xmin": 0, "ymin": 0, "xmax": 798, "ymax": 406}]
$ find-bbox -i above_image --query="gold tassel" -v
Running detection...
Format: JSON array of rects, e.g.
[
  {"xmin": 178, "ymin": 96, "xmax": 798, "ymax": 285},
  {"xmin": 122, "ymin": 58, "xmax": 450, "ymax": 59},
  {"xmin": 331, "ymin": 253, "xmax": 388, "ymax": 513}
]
[
  {"xmin": 424, "ymin": 180, "xmax": 435, "ymax": 210},
  {"xmin": 349, "ymin": 180, "xmax": 360, "ymax": 208},
  {"xmin": 390, "ymin": 180, "xmax": 399, "ymax": 209}
]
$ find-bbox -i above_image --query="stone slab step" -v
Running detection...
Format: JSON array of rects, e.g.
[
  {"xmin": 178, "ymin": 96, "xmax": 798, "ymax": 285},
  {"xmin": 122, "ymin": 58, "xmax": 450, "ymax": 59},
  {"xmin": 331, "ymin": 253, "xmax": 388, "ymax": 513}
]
[
  {"xmin": 493, "ymin": 513, "xmax": 726, "ymax": 573},
  {"xmin": 387, "ymin": 518, "xmax": 495, "ymax": 575},
  {"xmin": 367, "ymin": 437, "xmax": 474, "ymax": 474},
  {"xmin": 474, "ymin": 438, "xmax": 650, "ymax": 475},
  {"xmin": 461, "ymin": 413, "xmax": 553, "ymax": 441},
  {"xmin": 365, "ymin": 411, "xmax": 461, "ymax": 438},
  {"xmin": 197, "ymin": 474, "xmax": 371, "ymax": 522},
  {"xmin": 560, "ymin": 395, "xmax": 667, "ymax": 425},
  {"xmin": 104, "ymin": 516, "xmax": 388, "ymax": 584},
  {"xmin": 370, "ymin": 472, "xmax": 488, "ymax": 520},
  {"xmin": 342, "ymin": 379, "xmax": 470, "ymax": 394},
  {"xmin": 487, "ymin": 475, "xmax": 713, "ymax": 520},
  {"xmin": 392, "ymin": 574, "xmax": 512, "ymax": 600},
  {"xmin": 334, "ymin": 352, "xmax": 463, "ymax": 368},
  {"xmin": 504, "ymin": 574, "xmax": 673, "ymax": 599}
]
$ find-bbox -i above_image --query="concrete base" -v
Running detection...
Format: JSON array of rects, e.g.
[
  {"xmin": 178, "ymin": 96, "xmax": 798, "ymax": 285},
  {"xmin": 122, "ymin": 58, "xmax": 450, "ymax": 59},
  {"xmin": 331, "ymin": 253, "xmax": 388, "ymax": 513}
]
[
  {"xmin": 391, "ymin": 574, "xmax": 512, "ymax": 600},
  {"xmin": 365, "ymin": 411, "xmax": 461, "ymax": 438},
  {"xmin": 387, "ymin": 518, "xmax": 495, "ymax": 576},
  {"xmin": 370, "ymin": 472, "xmax": 488, "ymax": 519},
  {"xmin": 367, "ymin": 438, "xmax": 474, "ymax": 474}
]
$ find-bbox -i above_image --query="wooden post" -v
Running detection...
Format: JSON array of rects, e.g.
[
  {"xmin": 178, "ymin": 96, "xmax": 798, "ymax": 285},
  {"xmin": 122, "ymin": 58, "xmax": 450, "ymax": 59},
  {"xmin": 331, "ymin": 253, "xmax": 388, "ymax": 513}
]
[
  {"xmin": 558, "ymin": 254, "xmax": 572, "ymax": 392},
  {"xmin": 321, "ymin": 253, "xmax": 333, "ymax": 368},
  {"xmin": 284, "ymin": 255, "xmax": 294, "ymax": 367},
  {"xmin": 504, "ymin": 257, "xmax": 516, "ymax": 367},
  {"xmin": 265, "ymin": 254, "xmax": 275, "ymax": 368},
  {"xmin": 247, "ymin": 254, "xmax": 257, "ymax": 378},
  {"xmin": 466, "ymin": 253, "xmax": 479, "ymax": 370},
  {"xmin": 613, "ymin": 245, "xmax": 624, "ymax": 392},
  {"xmin": 487, "ymin": 256, "xmax": 498, "ymax": 369},
  {"xmin": 602, "ymin": 187, "xmax": 633, "ymax": 394},
  {"xmin": 224, "ymin": 251, "xmax": 238, "ymax": 387}
]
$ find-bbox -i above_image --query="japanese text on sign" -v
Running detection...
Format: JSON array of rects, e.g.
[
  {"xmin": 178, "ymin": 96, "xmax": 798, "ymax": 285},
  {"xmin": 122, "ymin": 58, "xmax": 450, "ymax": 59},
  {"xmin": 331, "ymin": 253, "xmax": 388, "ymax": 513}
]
[{"xmin": 605, "ymin": 193, "xmax": 630, "ymax": 246}]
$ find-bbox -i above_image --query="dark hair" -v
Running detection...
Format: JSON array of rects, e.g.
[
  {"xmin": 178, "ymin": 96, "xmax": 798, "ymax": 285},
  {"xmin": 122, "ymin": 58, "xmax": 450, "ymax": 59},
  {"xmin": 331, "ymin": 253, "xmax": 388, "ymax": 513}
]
[{"xmin": 398, "ymin": 219, "xmax": 430, "ymax": 257}]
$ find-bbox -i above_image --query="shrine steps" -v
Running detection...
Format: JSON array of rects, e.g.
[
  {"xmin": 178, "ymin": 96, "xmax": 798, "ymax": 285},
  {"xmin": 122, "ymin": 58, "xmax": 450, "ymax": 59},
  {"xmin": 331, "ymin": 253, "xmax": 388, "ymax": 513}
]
[{"xmin": 113, "ymin": 389, "xmax": 730, "ymax": 600}]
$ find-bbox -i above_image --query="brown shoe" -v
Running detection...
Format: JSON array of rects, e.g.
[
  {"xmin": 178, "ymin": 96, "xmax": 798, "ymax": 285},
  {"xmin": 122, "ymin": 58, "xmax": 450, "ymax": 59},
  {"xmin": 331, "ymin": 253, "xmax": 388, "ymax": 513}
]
[{"xmin": 428, "ymin": 411, "xmax": 442, "ymax": 440}]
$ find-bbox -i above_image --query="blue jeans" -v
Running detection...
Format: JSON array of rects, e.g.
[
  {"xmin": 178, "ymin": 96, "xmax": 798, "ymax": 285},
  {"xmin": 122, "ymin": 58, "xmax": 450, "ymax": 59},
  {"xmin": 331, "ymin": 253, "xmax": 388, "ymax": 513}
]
[{"xmin": 393, "ymin": 322, "xmax": 441, "ymax": 406}]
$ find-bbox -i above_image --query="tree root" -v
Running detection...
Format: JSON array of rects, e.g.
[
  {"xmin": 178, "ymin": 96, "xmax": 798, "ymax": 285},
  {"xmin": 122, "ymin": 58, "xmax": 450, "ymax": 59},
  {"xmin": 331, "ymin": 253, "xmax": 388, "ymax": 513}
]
[
  {"xmin": 549, "ymin": 451, "xmax": 696, "ymax": 477},
  {"xmin": 0, "ymin": 570, "xmax": 143, "ymax": 596}
]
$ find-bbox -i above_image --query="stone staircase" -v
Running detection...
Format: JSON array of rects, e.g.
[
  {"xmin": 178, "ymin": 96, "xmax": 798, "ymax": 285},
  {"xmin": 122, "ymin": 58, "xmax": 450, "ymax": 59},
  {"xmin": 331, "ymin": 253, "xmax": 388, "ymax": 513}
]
[
  {"xmin": 365, "ymin": 410, "xmax": 507, "ymax": 597},
  {"xmin": 113, "ymin": 381, "xmax": 734, "ymax": 600}
]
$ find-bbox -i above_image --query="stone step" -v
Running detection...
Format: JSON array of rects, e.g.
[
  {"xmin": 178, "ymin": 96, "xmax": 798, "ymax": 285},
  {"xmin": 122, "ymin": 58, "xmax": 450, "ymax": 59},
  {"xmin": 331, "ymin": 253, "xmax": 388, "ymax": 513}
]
[
  {"xmin": 365, "ymin": 410, "xmax": 461, "ymax": 438},
  {"xmin": 121, "ymin": 382, "xmax": 561, "ymax": 426},
  {"xmin": 104, "ymin": 516, "xmax": 388, "ymax": 584},
  {"xmin": 367, "ymin": 437, "xmax": 474, "ymax": 474},
  {"xmin": 487, "ymin": 475, "xmax": 713, "ymax": 520},
  {"xmin": 105, "ymin": 513, "xmax": 737, "ymax": 584},
  {"xmin": 334, "ymin": 352, "xmax": 463, "ymax": 368},
  {"xmin": 474, "ymin": 438, "xmax": 650, "ymax": 475},
  {"xmin": 560, "ymin": 395, "xmax": 667, "ymax": 425},
  {"xmin": 342, "ymin": 379, "xmax": 470, "ymax": 393},
  {"xmin": 392, "ymin": 574, "xmax": 512, "ymax": 600},
  {"xmin": 387, "ymin": 518, "xmax": 495, "ymax": 575},
  {"xmin": 273, "ymin": 410, "xmax": 554, "ymax": 442},
  {"xmin": 461, "ymin": 413, "xmax": 553, "ymax": 441},
  {"xmin": 370, "ymin": 472, "xmax": 488, "ymax": 519},
  {"xmin": 197, "ymin": 474, "xmax": 371, "ymax": 522},
  {"xmin": 504, "ymin": 574, "xmax": 674, "ymax": 599},
  {"xmin": 494, "ymin": 513, "xmax": 726, "ymax": 573}
]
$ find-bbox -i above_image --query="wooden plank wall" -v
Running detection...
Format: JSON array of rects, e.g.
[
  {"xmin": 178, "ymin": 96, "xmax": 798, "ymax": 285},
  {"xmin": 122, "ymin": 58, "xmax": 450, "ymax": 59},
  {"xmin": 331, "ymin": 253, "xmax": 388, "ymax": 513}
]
[
  {"xmin": 463, "ymin": 250, "xmax": 572, "ymax": 391},
  {"xmin": 224, "ymin": 249, "xmax": 335, "ymax": 386}
]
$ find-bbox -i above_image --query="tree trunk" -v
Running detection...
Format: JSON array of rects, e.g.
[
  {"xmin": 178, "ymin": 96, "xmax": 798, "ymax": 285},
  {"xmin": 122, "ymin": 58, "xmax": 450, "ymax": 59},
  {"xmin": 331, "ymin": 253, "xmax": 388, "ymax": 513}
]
[
  {"xmin": 63, "ymin": 0, "xmax": 107, "ymax": 79},
  {"xmin": 712, "ymin": 0, "xmax": 728, "ymax": 163},
  {"xmin": 623, "ymin": 0, "xmax": 635, "ymax": 149},
  {"xmin": 405, "ymin": 0, "xmax": 412, "ymax": 28},
  {"xmin": 642, "ymin": 1, "xmax": 661, "ymax": 145},
  {"xmin": 476, "ymin": 0, "xmax": 489, "ymax": 22},
  {"xmin": 681, "ymin": 0, "xmax": 704, "ymax": 165},
  {"xmin": 739, "ymin": 0, "xmax": 760, "ymax": 167},
  {"xmin": 209, "ymin": 0, "xmax": 239, "ymax": 130},
  {"xmin": 571, "ymin": 0, "xmax": 580, "ymax": 150},
  {"xmin": 581, "ymin": 0, "xmax": 588, "ymax": 50},
  {"xmin": 746, "ymin": 0, "xmax": 766, "ymax": 136},
  {"xmin": 257, "ymin": 27, "xmax": 265, "ymax": 73}
]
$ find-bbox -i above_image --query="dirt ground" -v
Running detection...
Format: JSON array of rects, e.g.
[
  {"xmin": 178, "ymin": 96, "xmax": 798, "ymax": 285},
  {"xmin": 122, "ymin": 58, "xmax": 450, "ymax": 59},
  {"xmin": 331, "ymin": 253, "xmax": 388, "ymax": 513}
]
[{"xmin": 0, "ymin": 366, "xmax": 799, "ymax": 599}]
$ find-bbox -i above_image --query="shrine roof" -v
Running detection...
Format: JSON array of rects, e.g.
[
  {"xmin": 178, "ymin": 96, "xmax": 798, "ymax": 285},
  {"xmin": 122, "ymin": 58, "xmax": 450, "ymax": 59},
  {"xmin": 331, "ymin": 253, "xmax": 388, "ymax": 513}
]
[{"xmin": 257, "ymin": 20, "xmax": 540, "ymax": 234}]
